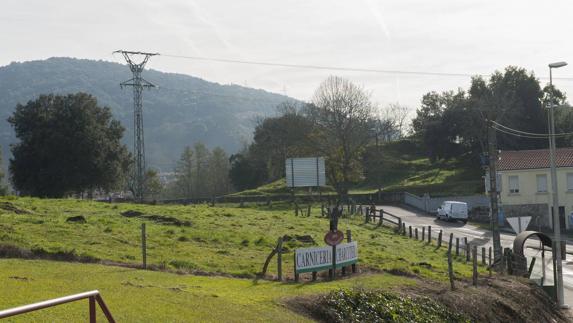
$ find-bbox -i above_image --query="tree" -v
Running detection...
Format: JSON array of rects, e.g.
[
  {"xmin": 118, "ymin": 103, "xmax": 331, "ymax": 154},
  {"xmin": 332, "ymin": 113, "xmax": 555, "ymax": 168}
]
[
  {"xmin": 193, "ymin": 142, "xmax": 211, "ymax": 197},
  {"xmin": 307, "ymin": 76, "xmax": 374, "ymax": 198},
  {"xmin": 208, "ymin": 147, "xmax": 231, "ymax": 196},
  {"xmin": 8, "ymin": 93, "xmax": 130, "ymax": 197},
  {"xmin": 229, "ymin": 152, "xmax": 268, "ymax": 191},
  {"xmin": 0, "ymin": 146, "xmax": 7, "ymax": 195},
  {"xmin": 174, "ymin": 146, "xmax": 194, "ymax": 199},
  {"xmin": 144, "ymin": 169, "xmax": 163, "ymax": 201},
  {"xmin": 250, "ymin": 102, "xmax": 314, "ymax": 180}
]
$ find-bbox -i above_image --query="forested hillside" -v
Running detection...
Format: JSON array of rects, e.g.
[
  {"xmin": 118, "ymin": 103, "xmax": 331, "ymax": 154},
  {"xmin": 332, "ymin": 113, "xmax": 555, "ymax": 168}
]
[{"xmin": 0, "ymin": 57, "xmax": 294, "ymax": 171}]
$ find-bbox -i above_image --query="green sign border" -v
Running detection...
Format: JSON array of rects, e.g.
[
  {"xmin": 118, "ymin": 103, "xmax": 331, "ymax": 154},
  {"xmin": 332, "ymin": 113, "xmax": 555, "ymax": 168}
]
[{"xmin": 295, "ymin": 259, "xmax": 358, "ymax": 274}]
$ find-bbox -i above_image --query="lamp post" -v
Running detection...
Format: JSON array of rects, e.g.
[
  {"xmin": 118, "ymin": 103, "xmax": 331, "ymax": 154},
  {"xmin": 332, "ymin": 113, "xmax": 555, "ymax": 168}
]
[{"xmin": 548, "ymin": 61, "xmax": 567, "ymax": 307}]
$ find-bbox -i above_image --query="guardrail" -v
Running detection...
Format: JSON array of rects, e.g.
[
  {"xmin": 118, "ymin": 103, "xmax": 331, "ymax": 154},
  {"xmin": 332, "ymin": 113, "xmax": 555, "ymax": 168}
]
[{"xmin": 0, "ymin": 290, "xmax": 115, "ymax": 322}]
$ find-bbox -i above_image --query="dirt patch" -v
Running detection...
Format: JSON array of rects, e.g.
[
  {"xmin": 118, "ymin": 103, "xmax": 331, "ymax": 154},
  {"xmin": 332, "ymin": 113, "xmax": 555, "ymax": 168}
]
[
  {"xmin": 286, "ymin": 275, "xmax": 569, "ymax": 323},
  {"xmin": 120, "ymin": 210, "xmax": 144, "ymax": 217},
  {"xmin": 66, "ymin": 215, "xmax": 86, "ymax": 223},
  {"xmin": 120, "ymin": 210, "xmax": 191, "ymax": 227},
  {"xmin": 282, "ymin": 234, "xmax": 316, "ymax": 244},
  {"xmin": 0, "ymin": 202, "xmax": 32, "ymax": 214}
]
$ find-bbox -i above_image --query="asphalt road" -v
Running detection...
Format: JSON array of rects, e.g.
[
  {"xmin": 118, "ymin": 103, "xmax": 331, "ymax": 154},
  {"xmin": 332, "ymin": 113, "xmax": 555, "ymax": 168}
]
[{"xmin": 377, "ymin": 204, "xmax": 573, "ymax": 306}]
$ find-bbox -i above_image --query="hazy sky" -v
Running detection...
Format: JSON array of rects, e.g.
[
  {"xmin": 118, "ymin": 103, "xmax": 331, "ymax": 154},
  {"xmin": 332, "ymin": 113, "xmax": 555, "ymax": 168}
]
[{"xmin": 2, "ymin": 0, "xmax": 573, "ymax": 116}]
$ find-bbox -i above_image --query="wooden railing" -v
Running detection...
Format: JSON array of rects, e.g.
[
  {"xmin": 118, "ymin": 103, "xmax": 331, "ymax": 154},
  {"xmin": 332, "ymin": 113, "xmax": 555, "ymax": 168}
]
[{"xmin": 0, "ymin": 290, "xmax": 115, "ymax": 322}]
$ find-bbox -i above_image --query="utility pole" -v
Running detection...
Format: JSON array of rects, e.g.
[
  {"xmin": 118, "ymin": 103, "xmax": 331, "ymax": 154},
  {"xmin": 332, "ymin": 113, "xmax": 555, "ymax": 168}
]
[
  {"xmin": 487, "ymin": 120, "xmax": 502, "ymax": 267},
  {"xmin": 115, "ymin": 50, "xmax": 159, "ymax": 202},
  {"xmin": 548, "ymin": 61, "xmax": 567, "ymax": 307}
]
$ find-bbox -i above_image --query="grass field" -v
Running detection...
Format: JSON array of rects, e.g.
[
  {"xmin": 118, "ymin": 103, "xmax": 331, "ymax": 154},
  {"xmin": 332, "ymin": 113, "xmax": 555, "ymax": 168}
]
[
  {"xmin": 0, "ymin": 196, "xmax": 490, "ymax": 321},
  {"xmin": 1, "ymin": 259, "xmax": 414, "ymax": 322},
  {"xmin": 0, "ymin": 197, "xmax": 482, "ymax": 281}
]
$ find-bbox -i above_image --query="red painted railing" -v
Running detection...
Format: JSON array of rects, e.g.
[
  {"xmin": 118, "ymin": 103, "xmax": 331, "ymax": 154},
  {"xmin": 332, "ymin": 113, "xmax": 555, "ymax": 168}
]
[{"xmin": 0, "ymin": 290, "xmax": 115, "ymax": 322}]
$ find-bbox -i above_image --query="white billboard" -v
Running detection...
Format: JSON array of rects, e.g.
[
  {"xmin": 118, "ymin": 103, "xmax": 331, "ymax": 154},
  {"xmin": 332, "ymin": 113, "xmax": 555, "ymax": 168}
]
[{"xmin": 285, "ymin": 157, "xmax": 326, "ymax": 187}]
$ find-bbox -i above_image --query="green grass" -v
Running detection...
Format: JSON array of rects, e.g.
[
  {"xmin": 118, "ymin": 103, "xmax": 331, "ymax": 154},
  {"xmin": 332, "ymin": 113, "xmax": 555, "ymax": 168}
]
[
  {"xmin": 364, "ymin": 140, "xmax": 483, "ymax": 196},
  {"xmin": 0, "ymin": 259, "xmax": 414, "ymax": 322},
  {"xmin": 0, "ymin": 197, "xmax": 483, "ymax": 281}
]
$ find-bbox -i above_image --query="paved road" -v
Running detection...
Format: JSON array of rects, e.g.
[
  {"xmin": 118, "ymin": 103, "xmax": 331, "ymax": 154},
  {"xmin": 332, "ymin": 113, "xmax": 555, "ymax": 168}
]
[{"xmin": 378, "ymin": 204, "xmax": 573, "ymax": 306}]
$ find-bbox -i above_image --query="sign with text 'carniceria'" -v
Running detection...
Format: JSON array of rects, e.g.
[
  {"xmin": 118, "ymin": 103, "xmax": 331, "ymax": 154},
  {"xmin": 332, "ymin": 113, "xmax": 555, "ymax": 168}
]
[{"xmin": 295, "ymin": 241, "xmax": 358, "ymax": 274}]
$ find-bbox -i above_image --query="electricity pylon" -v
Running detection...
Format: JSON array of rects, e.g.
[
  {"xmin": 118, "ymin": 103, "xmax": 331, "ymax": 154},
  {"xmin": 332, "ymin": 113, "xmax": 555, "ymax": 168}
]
[{"xmin": 115, "ymin": 50, "xmax": 159, "ymax": 202}]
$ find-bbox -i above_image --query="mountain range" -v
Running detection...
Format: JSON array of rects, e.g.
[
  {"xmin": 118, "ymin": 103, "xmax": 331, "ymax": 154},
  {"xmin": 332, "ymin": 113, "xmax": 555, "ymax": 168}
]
[{"xmin": 0, "ymin": 57, "xmax": 295, "ymax": 172}]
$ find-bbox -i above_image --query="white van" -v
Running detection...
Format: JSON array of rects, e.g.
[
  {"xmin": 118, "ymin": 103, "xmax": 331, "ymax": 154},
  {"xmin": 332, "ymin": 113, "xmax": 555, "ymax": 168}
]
[{"xmin": 437, "ymin": 201, "xmax": 468, "ymax": 223}]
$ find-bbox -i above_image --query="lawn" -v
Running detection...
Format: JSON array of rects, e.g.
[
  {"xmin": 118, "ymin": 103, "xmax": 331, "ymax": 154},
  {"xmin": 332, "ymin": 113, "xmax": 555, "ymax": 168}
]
[
  {"xmin": 0, "ymin": 197, "xmax": 482, "ymax": 281},
  {"xmin": 0, "ymin": 259, "xmax": 414, "ymax": 322}
]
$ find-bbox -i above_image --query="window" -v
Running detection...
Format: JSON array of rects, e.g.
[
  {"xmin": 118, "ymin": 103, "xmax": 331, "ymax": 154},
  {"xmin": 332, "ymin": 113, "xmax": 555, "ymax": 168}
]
[
  {"xmin": 537, "ymin": 174, "xmax": 547, "ymax": 193},
  {"xmin": 568, "ymin": 173, "xmax": 573, "ymax": 191},
  {"xmin": 508, "ymin": 175, "xmax": 519, "ymax": 194}
]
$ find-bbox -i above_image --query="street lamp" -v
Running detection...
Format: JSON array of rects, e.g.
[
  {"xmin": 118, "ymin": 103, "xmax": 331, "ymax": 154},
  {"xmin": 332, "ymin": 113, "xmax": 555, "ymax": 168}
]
[{"xmin": 548, "ymin": 60, "xmax": 567, "ymax": 307}]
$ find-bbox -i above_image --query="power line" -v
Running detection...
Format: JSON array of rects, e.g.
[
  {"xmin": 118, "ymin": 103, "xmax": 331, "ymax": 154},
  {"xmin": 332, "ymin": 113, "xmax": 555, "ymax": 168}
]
[
  {"xmin": 491, "ymin": 120, "xmax": 573, "ymax": 138},
  {"xmin": 160, "ymin": 53, "xmax": 573, "ymax": 81},
  {"xmin": 161, "ymin": 54, "xmax": 483, "ymax": 78}
]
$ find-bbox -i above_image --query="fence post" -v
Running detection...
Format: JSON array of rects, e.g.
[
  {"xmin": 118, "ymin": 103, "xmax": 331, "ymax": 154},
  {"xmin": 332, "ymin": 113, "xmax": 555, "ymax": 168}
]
[
  {"xmin": 397, "ymin": 218, "xmax": 402, "ymax": 233},
  {"xmin": 277, "ymin": 237, "xmax": 283, "ymax": 281},
  {"xmin": 294, "ymin": 252, "xmax": 299, "ymax": 283},
  {"xmin": 415, "ymin": 228, "xmax": 419, "ymax": 240},
  {"xmin": 409, "ymin": 226, "xmax": 412, "ymax": 238},
  {"xmin": 422, "ymin": 227, "xmax": 425, "ymax": 241},
  {"xmin": 455, "ymin": 238, "xmax": 460, "ymax": 257},
  {"xmin": 448, "ymin": 249, "xmax": 455, "ymax": 291},
  {"xmin": 489, "ymin": 246, "xmax": 493, "ymax": 277},
  {"xmin": 472, "ymin": 245, "xmax": 478, "ymax": 286},
  {"xmin": 307, "ymin": 205, "xmax": 311, "ymax": 217},
  {"xmin": 482, "ymin": 247, "xmax": 486, "ymax": 265},
  {"xmin": 437, "ymin": 230, "xmax": 442, "ymax": 248},
  {"xmin": 347, "ymin": 229, "xmax": 356, "ymax": 273},
  {"xmin": 465, "ymin": 238, "xmax": 470, "ymax": 263},
  {"xmin": 379, "ymin": 209, "xmax": 384, "ymax": 225},
  {"xmin": 428, "ymin": 226, "xmax": 432, "ymax": 243},
  {"xmin": 141, "ymin": 223, "xmax": 147, "ymax": 269},
  {"xmin": 402, "ymin": 223, "xmax": 406, "ymax": 235},
  {"xmin": 448, "ymin": 233, "xmax": 453, "ymax": 253}
]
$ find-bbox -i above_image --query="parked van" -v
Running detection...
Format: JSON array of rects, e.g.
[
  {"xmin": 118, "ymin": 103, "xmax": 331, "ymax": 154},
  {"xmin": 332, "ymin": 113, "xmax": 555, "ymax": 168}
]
[{"xmin": 437, "ymin": 201, "xmax": 468, "ymax": 223}]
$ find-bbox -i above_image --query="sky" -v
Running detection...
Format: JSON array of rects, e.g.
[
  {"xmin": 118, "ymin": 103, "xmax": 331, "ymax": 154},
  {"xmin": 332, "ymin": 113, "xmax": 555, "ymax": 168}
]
[{"xmin": 2, "ymin": 0, "xmax": 573, "ymax": 117}]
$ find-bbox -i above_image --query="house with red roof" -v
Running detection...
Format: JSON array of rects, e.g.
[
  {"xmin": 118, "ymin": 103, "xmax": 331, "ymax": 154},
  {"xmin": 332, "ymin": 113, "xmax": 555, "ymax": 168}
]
[{"xmin": 495, "ymin": 148, "xmax": 573, "ymax": 231}]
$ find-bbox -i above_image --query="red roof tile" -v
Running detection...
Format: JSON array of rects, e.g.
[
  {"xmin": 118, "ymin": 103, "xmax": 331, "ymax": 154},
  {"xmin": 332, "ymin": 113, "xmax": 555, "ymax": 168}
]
[{"xmin": 497, "ymin": 148, "xmax": 573, "ymax": 171}]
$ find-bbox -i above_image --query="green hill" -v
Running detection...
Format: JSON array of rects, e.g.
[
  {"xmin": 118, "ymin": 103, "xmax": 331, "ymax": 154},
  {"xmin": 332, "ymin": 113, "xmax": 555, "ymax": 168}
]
[
  {"xmin": 365, "ymin": 140, "xmax": 484, "ymax": 196},
  {"xmin": 0, "ymin": 57, "xmax": 295, "ymax": 171}
]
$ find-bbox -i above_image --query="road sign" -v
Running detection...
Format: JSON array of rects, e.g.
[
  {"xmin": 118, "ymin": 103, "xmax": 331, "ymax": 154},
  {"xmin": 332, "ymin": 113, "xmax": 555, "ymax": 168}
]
[
  {"xmin": 507, "ymin": 216, "xmax": 531, "ymax": 234},
  {"xmin": 324, "ymin": 230, "xmax": 344, "ymax": 246}
]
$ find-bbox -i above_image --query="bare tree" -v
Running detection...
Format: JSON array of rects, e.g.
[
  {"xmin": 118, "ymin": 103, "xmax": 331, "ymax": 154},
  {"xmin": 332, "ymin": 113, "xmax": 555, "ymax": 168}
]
[
  {"xmin": 386, "ymin": 103, "xmax": 410, "ymax": 137},
  {"xmin": 307, "ymin": 76, "xmax": 373, "ymax": 199}
]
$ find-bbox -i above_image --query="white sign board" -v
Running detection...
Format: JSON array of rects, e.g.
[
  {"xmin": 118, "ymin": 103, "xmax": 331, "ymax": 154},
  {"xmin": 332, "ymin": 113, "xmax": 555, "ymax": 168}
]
[
  {"xmin": 507, "ymin": 216, "xmax": 531, "ymax": 234},
  {"xmin": 285, "ymin": 157, "xmax": 326, "ymax": 188},
  {"xmin": 295, "ymin": 241, "xmax": 358, "ymax": 273}
]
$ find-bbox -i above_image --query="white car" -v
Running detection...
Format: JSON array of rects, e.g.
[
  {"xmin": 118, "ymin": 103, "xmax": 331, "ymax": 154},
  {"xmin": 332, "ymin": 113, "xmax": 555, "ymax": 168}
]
[{"xmin": 437, "ymin": 201, "xmax": 468, "ymax": 224}]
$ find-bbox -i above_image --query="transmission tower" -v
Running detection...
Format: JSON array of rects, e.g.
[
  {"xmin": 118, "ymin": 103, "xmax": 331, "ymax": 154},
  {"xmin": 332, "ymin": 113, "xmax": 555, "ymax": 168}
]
[{"xmin": 115, "ymin": 50, "xmax": 159, "ymax": 202}]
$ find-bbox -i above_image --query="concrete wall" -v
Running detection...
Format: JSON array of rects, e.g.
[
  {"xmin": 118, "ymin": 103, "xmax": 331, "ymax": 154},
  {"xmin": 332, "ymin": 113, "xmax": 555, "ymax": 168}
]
[{"xmin": 403, "ymin": 192, "xmax": 489, "ymax": 214}]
